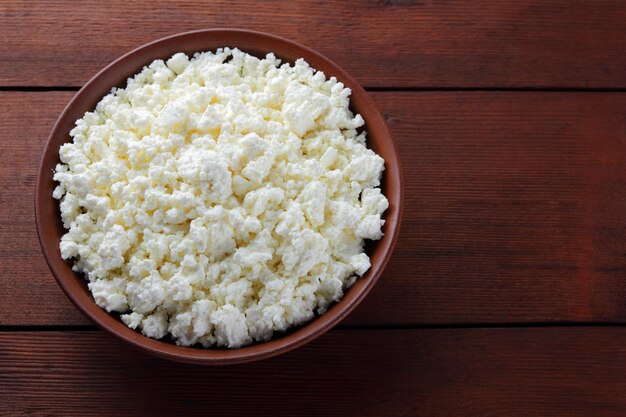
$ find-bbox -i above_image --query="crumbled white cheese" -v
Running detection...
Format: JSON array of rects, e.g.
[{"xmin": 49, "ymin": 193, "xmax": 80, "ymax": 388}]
[{"xmin": 53, "ymin": 48, "xmax": 388, "ymax": 348}]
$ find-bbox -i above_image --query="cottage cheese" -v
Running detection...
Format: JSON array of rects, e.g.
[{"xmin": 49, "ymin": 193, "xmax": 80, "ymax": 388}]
[{"xmin": 53, "ymin": 48, "xmax": 388, "ymax": 348}]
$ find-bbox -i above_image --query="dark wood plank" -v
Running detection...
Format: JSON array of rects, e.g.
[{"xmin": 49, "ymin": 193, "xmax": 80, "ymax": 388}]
[
  {"xmin": 0, "ymin": 92, "xmax": 89, "ymax": 325},
  {"xmin": 2, "ymin": 91, "xmax": 626, "ymax": 326},
  {"xmin": 2, "ymin": 328, "xmax": 626, "ymax": 416},
  {"xmin": 361, "ymin": 91, "xmax": 626, "ymax": 325},
  {"xmin": 1, "ymin": 1, "xmax": 625, "ymax": 88}
]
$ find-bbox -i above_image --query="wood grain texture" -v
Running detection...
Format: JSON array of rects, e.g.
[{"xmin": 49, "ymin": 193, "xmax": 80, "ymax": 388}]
[
  {"xmin": 1, "ymin": 328, "xmax": 626, "ymax": 416},
  {"xmin": 364, "ymin": 91, "xmax": 626, "ymax": 325},
  {"xmin": 0, "ymin": 92, "xmax": 89, "ymax": 325},
  {"xmin": 1, "ymin": 1, "xmax": 625, "ymax": 88},
  {"xmin": 1, "ymin": 91, "xmax": 626, "ymax": 326}
]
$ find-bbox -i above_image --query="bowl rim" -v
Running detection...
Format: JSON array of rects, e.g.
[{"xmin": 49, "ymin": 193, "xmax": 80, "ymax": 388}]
[{"xmin": 35, "ymin": 28, "xmax": 403, "ymax": 365}]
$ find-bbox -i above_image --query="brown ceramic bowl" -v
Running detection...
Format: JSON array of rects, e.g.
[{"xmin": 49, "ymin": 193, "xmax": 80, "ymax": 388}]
[{"xmin": 35, "ymin": 29, "xmax": 403, "ymax": 365}]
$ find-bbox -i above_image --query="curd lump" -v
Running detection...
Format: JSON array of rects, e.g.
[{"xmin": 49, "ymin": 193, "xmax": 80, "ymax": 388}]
[{"xmin": 53, "ymin": 48, "xmax": 388, "ymax": 348}]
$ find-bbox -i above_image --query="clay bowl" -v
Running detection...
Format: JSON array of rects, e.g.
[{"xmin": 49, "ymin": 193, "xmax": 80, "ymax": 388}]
[{"xmin": 35, "ymin": 29, "xmax": 403, "ymax": 365}]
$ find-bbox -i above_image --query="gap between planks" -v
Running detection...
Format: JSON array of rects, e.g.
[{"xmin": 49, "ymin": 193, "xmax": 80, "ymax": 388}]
[
  {"xmin": 3, "ymin": 86, "xmax": 626, "ymax": 93},
  {"xmin": 4, "ymin": 321, "xmax": 626, "ymax": 332}
]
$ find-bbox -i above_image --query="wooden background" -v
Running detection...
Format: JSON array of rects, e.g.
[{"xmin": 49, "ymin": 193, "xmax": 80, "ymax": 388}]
[{"xmin": 1, "ymin": 1, "xmax": 626, "ymax": 415}]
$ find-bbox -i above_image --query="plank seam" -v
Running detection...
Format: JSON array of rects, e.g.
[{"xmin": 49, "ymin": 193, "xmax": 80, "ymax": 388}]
[
  {"xmin": 2, "ymin": 86, "xmax": 626, "ymax": 93},
  {"xmin": 3, "ymin": 321, "xmax": 626, "ymax": 332}
]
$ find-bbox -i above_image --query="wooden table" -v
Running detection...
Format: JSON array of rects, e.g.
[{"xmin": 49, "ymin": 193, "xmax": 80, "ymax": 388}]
[{"xmin": 1, "ymin": 1, "xmax": 626, "ymax": 415}]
